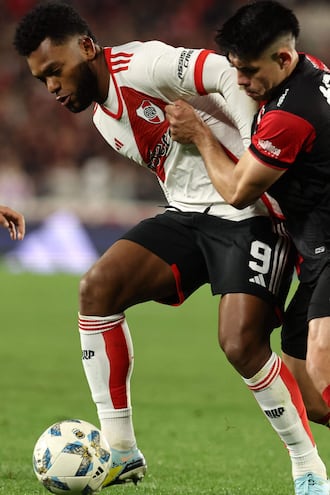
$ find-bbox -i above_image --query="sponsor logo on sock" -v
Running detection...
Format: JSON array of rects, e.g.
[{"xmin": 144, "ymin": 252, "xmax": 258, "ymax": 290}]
[
  {"xmin": 82, "ymin": 350, "xmax": 95, "ymax": 360},
  {"xmin": 264, "ymin": 407, "xmax": 285, "ymax": 419}
]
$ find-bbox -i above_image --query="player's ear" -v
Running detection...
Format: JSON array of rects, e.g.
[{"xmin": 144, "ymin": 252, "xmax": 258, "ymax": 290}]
[
  {"xmin": 274, "ymin": 50, "xmax": 292, "ymax": 69},
  {"xmin": 78, "ymin": 36, "xmax": 97, "ymax": 60}
]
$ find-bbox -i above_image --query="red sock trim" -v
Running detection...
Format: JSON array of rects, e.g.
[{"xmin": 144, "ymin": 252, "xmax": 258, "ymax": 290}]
[
  {"xmin": 280, "ymin": 361, "xmax": 315, "ymax": 445},
  {"xmin": 79, "ymin": 315, "xmax": 125, "ymax": 332},
  {"xmin": 247, "ymin": 355, "xmax": 281, "ymax": 391},
  {"xmin": 321, "ymin": 385, "xmax": 330, "ymax": 408},
  {"xmin": 103, "ymin": 322, "xmax": 131, "ymax": 409}
]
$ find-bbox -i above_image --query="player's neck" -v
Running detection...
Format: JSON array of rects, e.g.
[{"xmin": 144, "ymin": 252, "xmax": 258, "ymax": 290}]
[
  {"xmin": 94, "ymin": 46, "xmax": 110, "ymax": 104},
  {"xmin": 287, "ymin": 50, "xmax": 299, "ymax": 77}
]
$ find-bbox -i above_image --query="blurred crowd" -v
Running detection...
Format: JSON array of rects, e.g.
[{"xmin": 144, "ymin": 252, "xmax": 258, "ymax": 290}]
[{"xmin": 0, "ymin": 0, "xmax": 329, "ymax": 220}]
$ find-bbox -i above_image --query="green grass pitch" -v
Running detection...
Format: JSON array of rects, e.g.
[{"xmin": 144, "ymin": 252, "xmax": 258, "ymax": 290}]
[{"xmin": 0, "ymin": 270, "xmax": 328, "ymax": 494}]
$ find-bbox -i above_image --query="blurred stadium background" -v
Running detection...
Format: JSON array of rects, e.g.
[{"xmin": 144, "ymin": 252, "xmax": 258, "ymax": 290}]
[{"xmin": 0, "ymin": 0, "xmax": 329, "ymax": 273}]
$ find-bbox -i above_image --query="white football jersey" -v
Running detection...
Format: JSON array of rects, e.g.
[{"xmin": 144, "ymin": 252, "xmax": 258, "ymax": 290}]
[{"xmin": 93, "ymin": 40, "xmax": 268, "ymax": 220}]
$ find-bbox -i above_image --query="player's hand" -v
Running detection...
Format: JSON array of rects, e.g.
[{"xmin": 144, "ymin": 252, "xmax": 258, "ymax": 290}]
[
  {"xmin": 0, "ymin": 205, "xmax": 25, "ymax": 240},
  {"xmin": 165, "ymin": 99, "xmax": 205, "ymax": 145}
]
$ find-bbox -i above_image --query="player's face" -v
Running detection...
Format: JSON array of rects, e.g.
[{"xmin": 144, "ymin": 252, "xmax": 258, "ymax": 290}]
[
  {"xmin": 27, "ymin": 37, "xmax": 99, "ymax": 113},
  {"xmin": 228, "ymin": 52, "xmax": 286, "ymax": 101}
]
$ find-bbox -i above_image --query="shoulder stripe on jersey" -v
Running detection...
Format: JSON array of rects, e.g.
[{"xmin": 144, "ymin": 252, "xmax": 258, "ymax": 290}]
[
  {"xmin": 304, "ymin": 53, "xmax": 330, "ymax": 72},
  {"xmin": 112, "ymin": 66, "xmax": 129, "ymax": 74},
  {"xmin": 100, "ymin": 47, "xmax": 125, "ymax": 119},
  {"xmin": 194, "ymin": 49, "xmax": 214, "ymax": 95},
  {"xmin": 110, "ymin": 51, "xmax": 133, "ymax": 59},
  {"xmin": 106, "ymin": 47, "xmax": 133, "ymax": 73}
]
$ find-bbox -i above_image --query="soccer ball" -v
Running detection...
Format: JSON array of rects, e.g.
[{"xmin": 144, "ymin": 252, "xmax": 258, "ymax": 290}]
[{"xmin": 32, "ymin": 419, "xmax": 111, "ymax": 494}]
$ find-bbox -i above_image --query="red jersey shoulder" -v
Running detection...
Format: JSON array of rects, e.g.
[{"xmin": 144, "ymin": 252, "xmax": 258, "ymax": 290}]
[{"xmin": 303, "ymin": 52, "xmax": 330, "ymax": 72}]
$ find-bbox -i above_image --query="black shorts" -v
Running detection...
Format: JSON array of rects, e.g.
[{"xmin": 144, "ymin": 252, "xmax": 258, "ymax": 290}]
[
  {"xmin": 282, "ymin": 263, "xmax": 330, "ymax": 359},
  {"xmin": 122, "ymin": 210, "xmax": 293, "ymax": 314}
]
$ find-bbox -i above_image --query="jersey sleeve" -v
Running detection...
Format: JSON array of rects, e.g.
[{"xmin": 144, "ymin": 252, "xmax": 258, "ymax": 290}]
[
  {"xmin": 201, "ymin": 54, "xmax": 258, "ymax": 147},
  {"xmin": 148, "ymin": 42, "xmax": 215, "ymax": 97},
  {"xmin": 250, "ymin": 110, "xmax": 316, "ymax": 169},
  {"xmin": 145, "ymin": 41, "xmax": 258, "ymax": 147}
]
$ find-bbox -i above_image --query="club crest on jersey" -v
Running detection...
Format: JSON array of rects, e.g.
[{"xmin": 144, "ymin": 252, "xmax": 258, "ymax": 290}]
[{"xmin": 136, "ymin": 100, "xmax": 165, "ymax": 124}]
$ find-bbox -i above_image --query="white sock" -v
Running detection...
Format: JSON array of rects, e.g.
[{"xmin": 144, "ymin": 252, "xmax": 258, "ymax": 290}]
[
  {"xmin": 79, "ymin": 313, "xmax": 136, "ymax": 451},
  {"xmin": 243, "ymin": 352, "xmax": 327, "ymax": 480}
]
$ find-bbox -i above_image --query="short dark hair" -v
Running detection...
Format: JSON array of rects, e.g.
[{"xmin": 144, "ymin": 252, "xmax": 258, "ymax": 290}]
[
  {"xmin": 13, "ymin": 0, "xmax": 96, "ymax": 56},
  {"xmin": 215, "ymin": 0, "xmax": 300, "ymax": 61}
]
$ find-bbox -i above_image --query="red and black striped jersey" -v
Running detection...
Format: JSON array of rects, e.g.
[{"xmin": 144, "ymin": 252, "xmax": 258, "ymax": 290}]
[{"xmin": 250, "ymin": 54, "xmax": 330, "ymax": 282}]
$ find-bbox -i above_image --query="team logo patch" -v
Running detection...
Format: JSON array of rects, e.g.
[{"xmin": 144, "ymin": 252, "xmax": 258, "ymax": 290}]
[{"xmin": 136, "ymin": 100, "xmax": 165, "ymax": 124}]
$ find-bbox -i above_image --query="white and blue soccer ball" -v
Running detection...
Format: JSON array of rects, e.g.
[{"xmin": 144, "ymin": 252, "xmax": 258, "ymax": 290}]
[{"xmin": 32, "ymin": 419, "xmax": 111, "ymax": 494}]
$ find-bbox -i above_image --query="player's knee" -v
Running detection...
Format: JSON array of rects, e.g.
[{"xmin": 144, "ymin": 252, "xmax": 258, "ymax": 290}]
[
  {"xmin": 306, "ymin": 329, "xmax": 323, "ymax": 375},
  {"xmin": 79, "ymin": 264, "xmax": 118, "ymax": 313},
  {"xmin": 219, "ymin": 334, "xmax": 251, "ymax": 371},
  {"xmin": 219, "ymin": 324, "xmax": 270, "ymax": 376},
  {"xmin": 80, "ymin": 266, "xmax": 105, "ymax": 304}
]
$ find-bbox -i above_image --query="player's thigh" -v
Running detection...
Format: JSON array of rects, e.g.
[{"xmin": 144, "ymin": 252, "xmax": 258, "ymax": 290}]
[
  {"xmin": 218, "ymin": 293, "xmax": 274, "ymax": 353},
  {"xmin": 218, "ymin": 293, "xmax": 278, "ymax": 376},
  {"xmin": 81, "ymin": 212, "xmax": 208, "ymax": 312},
  {"xmin": 308, "ymin": 317, "xmax": 330, "ymax": 353},
  {"xmin": 201, "ymin": 216, "xmax": 292, "ymax": 339},
  {"xmin": 80, "ymin": 239, "xmax": 177, "ymax": 312},
  {"xmin": 208, "ymin": 217, "xmax": 292, "ymax": 372},
  {"xmin": 122, "ymin": 212, "xmax": 208, "ymax": 305}
]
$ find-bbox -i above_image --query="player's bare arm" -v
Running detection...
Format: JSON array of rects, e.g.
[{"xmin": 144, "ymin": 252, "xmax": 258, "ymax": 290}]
[
  {"xmin": 0, "ymin": 205, "xmax": 25, "ymax": 240},
  {"xmin": 166, "ymin": 99, "xmax": 286, "ymax": 208}
]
